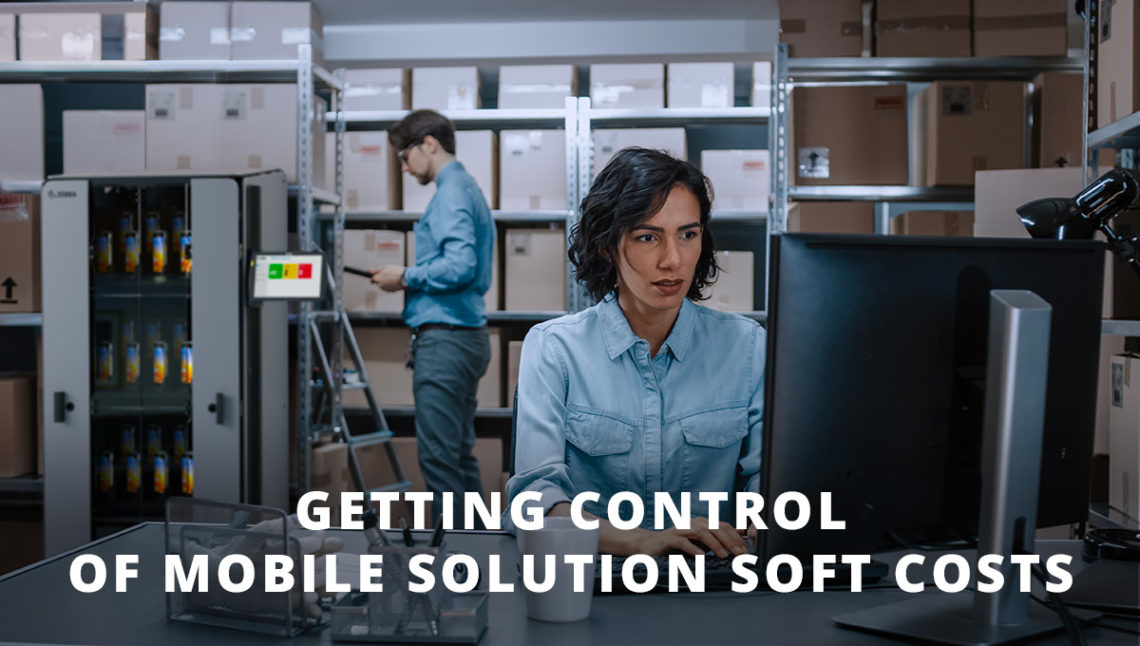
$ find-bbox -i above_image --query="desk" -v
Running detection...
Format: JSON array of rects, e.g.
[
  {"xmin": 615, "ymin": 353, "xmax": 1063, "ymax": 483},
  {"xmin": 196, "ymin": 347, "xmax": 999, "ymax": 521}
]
[{"xmin": 0, "ymin": 525, "xmax": 1134, "ymax": 645}]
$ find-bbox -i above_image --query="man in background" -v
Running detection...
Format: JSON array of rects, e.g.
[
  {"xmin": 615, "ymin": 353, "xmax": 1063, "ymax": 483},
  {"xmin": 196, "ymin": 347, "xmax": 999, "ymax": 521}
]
[{"xmin": 371, "ymin": 109, "xmax": 495, "ymax": 524}]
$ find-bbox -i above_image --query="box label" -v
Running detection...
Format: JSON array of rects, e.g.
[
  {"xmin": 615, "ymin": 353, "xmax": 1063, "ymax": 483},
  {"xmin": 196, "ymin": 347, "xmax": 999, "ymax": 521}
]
[
  {"xmin": 1113, "ymin": 362, "xmax": 1125, "ymax": 407},
  {"xmin": 874, "ymin": 95, "xmax": 906, "ymax": 111},
  {"xmin": 797, "ymin": 147, "xmax": 830, "ymax": 179},
  {"xmin": 508, "ymin": 233, "xmax": 531, "ymax": 256},
  {"xmin": 942, "ymin": 86, "xmax": 972, "ymax": 116},
  {"xmin": 1102, "ymin": 0, "xmax": 1112, "ymax": 41},
  {"xmin": 147, "ymin": 91, "xmax": 175, "ymax": 120},
  {"xmin": 224, "ymin": 90, "xmax": 247, "ymax": 120}
]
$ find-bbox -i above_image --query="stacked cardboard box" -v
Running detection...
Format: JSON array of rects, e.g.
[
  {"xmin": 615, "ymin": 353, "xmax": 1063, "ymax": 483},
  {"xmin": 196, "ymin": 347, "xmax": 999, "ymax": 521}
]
[
  {"xmin": 507, "ymin": 340, "xmax": 523, "ymax": 403},
  {"xmin": 343, "ymin": 327, "xmax": 415, "ymax": 408},
  {"xmin": 229, "ymin": 2, "xmax": 323, "ymax": 63},
  {"xmin": 792, "ymin": 85, "xmax": 909, "ymax": 185},
  {"xmin": 701, "ymin": 150, "xmax": 770, "ymax": 210},
  {"xmin": 778, "ymin": 0, "xmax": 863, "ymax": 57},
  {"xmin": 0, "ymin": 194, "xmax": 41, "ymax": 314},
  {"xmin": 0, "ymin": 15, "xmax": 13, "ymax": 61},
  {"xmin": 62, "ymin": 111, "xmax": 146, "ymax": 174},
  {"xmin": 1097, "ymin": 0, "xmax": 1140, "ymax": 129},
  {"xmin": 404, "ymin": 131, "xmax": 497, "ymax": 212},
  {"xmin": 413, "ymin": 67, "xmax": 480, "ymax": 110},
  {"xmin": 752, "ymin": 61, "xmax": 772, "ymax": 108},
  {"xmin": 593, "ymin": 128, "xmax": 686, "ymax": 178},
  {"xmin": 915, "ymin": 81, "xmax": 1028, "ymax": 186},
  {"xmin": 973, "ymin": 0, "xmax": 1067, "ymax": 57},
  {"xmin": 875, "ymin": 0, "xmax": 971, "ymax": 57},
  {"xmin": 498, "ymin": 65, "xmax": 577, "ymax": 109},
  {"xmin": 344, "ymin": 69, "xmax": 410, "ymax": 111},
  {"xmin": 590, "ymin": 64, "xmax": 665, "ymax": 109},
  {"xmin": 327, "ymin": 131, "xmax": 401, "ymax": 212},
  {"xmin": 159, "ymin": 1, "xmax": 231, "ymax": 60},
  {"xmin": 504, "ymin": 229, "xmax": 566, "ymax": 312},
  {"xmin": 1109, "ymin": 354, "xmax": 1140, "ymax": 525},
  {"xmin": 891, "ymin": 211, "xmax": 974, "ymax": 237},
  {"xmin": 0, "ymin": 85, "xmax": 44, "ymax": 183},
  {"xmin": 1033, "ymin": 72, "xmax": 1085, "ymax": 168},
  {"xmin": 786, "ymin": 202, "xmax": 875, "ymax": 234},
  {"xmin": 342, "ymin": 230, "xmax": 405, "ymax": 313},
  {"xmin": 11, "ymin": 3, "xmax": 157, "ymax": 61},
  {"xmin": 705, "ymin": 251, "xmax": 755, "ymax": 312},
  {"xmin": 499, "ymin": 130, "xmax": 566, "ymax": 211},
  {"xmin": 667, "ymin": 63, "xmax": 734, "ymax": 109},
  {"xmin": 0, "ymin": 376, "xmax": 35, "ymax": 478},
  {"xmin": 310, "ymin": 442, "xmax": 352, "ymax": 525}
]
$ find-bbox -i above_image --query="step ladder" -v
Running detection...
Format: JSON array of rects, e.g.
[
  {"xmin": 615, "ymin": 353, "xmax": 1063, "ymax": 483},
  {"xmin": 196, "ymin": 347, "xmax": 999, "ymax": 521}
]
[{"xmin": 308, "ymin": 263, "xmax": 411, "ymax": 496}]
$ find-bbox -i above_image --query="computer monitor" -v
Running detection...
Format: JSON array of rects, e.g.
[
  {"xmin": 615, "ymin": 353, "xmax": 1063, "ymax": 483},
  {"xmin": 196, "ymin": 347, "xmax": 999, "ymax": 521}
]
[
  {"xmin": 248, "ymin": 251, "xmax": 326, "ymax": 302},
  {"xmin": 760, "ymin": 234, "xmax": 1105, "ymax": 560}
]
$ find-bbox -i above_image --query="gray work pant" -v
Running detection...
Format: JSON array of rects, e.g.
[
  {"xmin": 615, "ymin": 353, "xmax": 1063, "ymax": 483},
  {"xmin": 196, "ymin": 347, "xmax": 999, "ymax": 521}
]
[{"xmin": 411, "ymin": 327, "xmax": 491, "ymax": 525}]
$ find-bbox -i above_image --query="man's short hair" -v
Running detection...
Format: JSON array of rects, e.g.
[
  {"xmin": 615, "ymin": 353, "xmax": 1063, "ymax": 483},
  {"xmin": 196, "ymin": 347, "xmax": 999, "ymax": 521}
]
[
  {"xmin": 388, "ymin": 109, "xmax": 457, "ymax": 155},
  {"xmin": 569, "ymin": 147, "xmax": 720, "ymax": 302}
]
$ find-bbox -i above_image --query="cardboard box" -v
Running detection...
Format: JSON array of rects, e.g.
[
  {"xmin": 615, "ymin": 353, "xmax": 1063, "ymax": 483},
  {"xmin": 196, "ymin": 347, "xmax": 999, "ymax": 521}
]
[
  {"xmin": 18, "ymin": 13, "xmax": 100, "ymax": 61},
  {"xmin": 916, "ymin": 81, "xmax": 1028, "ymax": 186},
  {"xmin": 404, "ymin": 130, "xmax": 497, "ymax": 211},
  {"xmin": 1109, "ymin": 354, "xmax": 1140, "ymax": 523},
  {"xmin": 498, "ymin": 65, "xmax": 577, "ymax": 110},
  {"xmin": 667, "ymin": 62, "xmax": 734, "ymax": 109},
  {"xmin": 706, "ymin": 250, "xmax": 754, "ymax": 312},
  {"xmin": 593, "ymin": 128, "xmax": 686, "ymax": 178},
  {"xmin": 1097, "ymin": 336, "xmax": 1127, "ymax": 455},
  {"xmin": 406, "ymin": 229, "xmax": 500, "ymax": 313},
  {"xmin": 0, "ymin": 194, "xmax": 40, "ymax": 314},
  {"xmin": 504, "ymin": 229, "xmax": 567, "ymax": 312},
  {"xmin": 0, "ymin": 376, "xmax": 35, "ymax": 477},
  {"xmin": 507, "ymin": 340, "xmax": 523, "ymax": 403},
  {"xmin": 344, "ymin": 69, "xmax": 410, "ymax": 111},
  {"xmin": 478, "ymin": 328, "xmax": 503, "ymax": 408},
  {"xmin": 159, "ymin": 1, "xmax": 231, "ymax": 60},
  {"xmin": 499, "ymin": 130, "xmax": 567, "ymax": 211},
  {"xmin": 412, "ymin": 67, "xmax": 480, "ymax": 110},
  {"xmin": 786, "ymin": 201, "xmax": 875, "ymax": 234},
  {"xmin": 0, "ymin": 520, "xmax": 41, "ymax": 576},
  {"xmin": 221, "ymin": 84, "xmax": 327, "ymax": 185},
  {"xmin": 357, "ymin": 436, "xmax": 504, "ymax": 517},
  {"xmin": 343, "ymin": 230, "xmax": 405, "ymax": 313},
  {"xmin": 63, "ymin": 110, "xmax": 146, "ymax": 174},
  {"xmin": 792, "ymin": 85, "xmax": 908, "ymax": 185},
  {"xmin": 589, "ymin": 64, "xmax": 664, "ymax": 109},
  {"xmin": 119, "ymin": 5, "xmax": 158, "ymax": 60},
  {"xmin": 891, "ymin": 211, "xmax": 975, "ymax": 236},
  {"xmin": 1033, "ymin": 72, "xmax": 1085, "ymax": 168},
  {"xmin": 310, "ymin": 442, "xmax": 352, "ymax": 525},
  {"xmin": 778, "ymin": 0, "xmax": 863, "ymax": 57},
  {"xmin": 875, "ymin": 0, "xmax": 971, "ymax": 57},
  {"xmin": 752, "ymin": 61, "xmax": 772, "ymax": 109},
  {"xmin": 0, "ymin": 85, "xmax": 44, "ymax": 183},
  {"xmin": 701, "ymin": 150, "xmax": 770, "ymax": 210},
  {"xmin": 145, "ymin": 84, "xmax": 227, "ymax": 171},
  {"xmin": 1098, "ymin": 0, "xmax": 1140, "ymax": 128},
  {"xmin": 343, "ymin": 327, "xmax": 414, "ymax": 408},
  {"xmin": 329, "ymin": 131, "xmax": 400, "ymax": 212},
  {"xmin": 0, "ymin": 14, "xmax": 16, "ymax": 61},
  {"xmin": 229, "ymin": 1, "xmax": 323, "ymax": 62},
  {"xmin": 973, "ymin": 0, "xmax": 1067, "ymax": 57}
]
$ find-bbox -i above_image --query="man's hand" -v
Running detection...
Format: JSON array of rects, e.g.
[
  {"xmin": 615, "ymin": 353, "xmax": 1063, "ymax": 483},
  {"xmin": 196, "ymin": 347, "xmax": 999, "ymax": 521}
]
[{"xmin": 370, "ymin": 265, "xmax": 406, "ymax": 292}]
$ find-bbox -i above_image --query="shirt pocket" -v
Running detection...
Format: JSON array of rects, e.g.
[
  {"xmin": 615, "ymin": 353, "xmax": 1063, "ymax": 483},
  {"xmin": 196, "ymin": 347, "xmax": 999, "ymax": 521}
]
[
  {"xmin": 564, "ymin": 409, "xmax": 636, "ymax": 499},
  {"xmin": 677, "ymin": 406, "xmax": 749, "ymax": 493}
]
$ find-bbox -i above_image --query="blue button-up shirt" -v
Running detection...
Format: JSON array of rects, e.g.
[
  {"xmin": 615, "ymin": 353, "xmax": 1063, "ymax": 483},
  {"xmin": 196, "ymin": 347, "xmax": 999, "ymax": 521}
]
[
  {"xmin": 403, "ymin": 161, "xmax": 494, "ymax": 329},
  {"xmin": 506, "ymin": 296, "xmax": 765, "ymax": 531}
]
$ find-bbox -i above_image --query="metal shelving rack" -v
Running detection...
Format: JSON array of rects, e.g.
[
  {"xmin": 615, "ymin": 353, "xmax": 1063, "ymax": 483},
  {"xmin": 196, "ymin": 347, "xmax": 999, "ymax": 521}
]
[
  {"xmin": 771, "ymin": 45, "xmax": 1084, "ymax": 241},
  {"xmin": 0, "ymin": 46, "xmax": 346, "ymax": 501}
]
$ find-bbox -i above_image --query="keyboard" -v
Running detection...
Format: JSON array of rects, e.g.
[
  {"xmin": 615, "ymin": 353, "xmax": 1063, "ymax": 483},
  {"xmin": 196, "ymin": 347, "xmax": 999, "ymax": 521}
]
[{"xmin": 594, "ymin": 552, "xmax": 888, "ymax": 594}]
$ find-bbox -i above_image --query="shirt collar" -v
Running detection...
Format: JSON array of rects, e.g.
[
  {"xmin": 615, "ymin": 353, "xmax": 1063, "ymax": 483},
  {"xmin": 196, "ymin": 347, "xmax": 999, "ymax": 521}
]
[
  {"xmin": 598, "ymin": 295, "xmax": 696, "ymax": 362},
  {"xmin": 435, "ymin": 160, "xmax": 463, "ymax": 185}
]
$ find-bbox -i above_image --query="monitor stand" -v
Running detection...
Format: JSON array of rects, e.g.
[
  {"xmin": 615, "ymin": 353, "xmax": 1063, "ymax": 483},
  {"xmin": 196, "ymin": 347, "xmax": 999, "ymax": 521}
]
[{"xmin": 835, "ymin": 290, "xmax": 1094, "ymax": 646}]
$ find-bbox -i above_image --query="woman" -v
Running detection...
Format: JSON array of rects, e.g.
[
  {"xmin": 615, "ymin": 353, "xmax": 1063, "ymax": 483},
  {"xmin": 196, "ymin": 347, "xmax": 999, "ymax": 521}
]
[{"xmin": 507, "ymin": 148, "xmax": 765, "ymax": 557}]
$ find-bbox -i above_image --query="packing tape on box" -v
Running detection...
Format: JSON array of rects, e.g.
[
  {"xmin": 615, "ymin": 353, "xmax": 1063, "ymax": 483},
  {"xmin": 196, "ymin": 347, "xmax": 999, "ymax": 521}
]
[
  {"xmin": 876, "ymin": 16, "xmax": 971, "ymax": 33},
  {"xmin": 230, "ymin": 26, "xmax": 255, "ymax": 42},
  {"xmin": 973, "ymin": 13, "xmax": 1066, "ymax": 31},
  {"xmin": 502, "ymin": 83, "xmax": 572, "ymax": 95},
  {"xmin": 159, "ymin": 26, "xmax": 185, "ymax": 42},
  {"xmin": 210, "ymin": 27, "xmax": 230, "ymax": 45},
  {"xmin": 346, "ymin": 84, "xmax": 403, "ymax": 98},
  {"xmin": 61, "ymin": 30, "xmax": 97, "ymax": 59}
]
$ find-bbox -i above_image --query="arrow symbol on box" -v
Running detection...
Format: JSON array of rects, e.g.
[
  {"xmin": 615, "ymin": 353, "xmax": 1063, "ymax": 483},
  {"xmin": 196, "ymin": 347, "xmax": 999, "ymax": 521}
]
[{"xmin": 1, "ymin": 277, "xmax": 16, "ymax": 301}]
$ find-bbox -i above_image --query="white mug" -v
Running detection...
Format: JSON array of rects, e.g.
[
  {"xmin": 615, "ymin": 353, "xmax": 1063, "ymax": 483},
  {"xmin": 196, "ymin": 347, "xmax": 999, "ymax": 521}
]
[{"xmin": 517, "ymin": 516, "xmax": 599, "ymax": 622}]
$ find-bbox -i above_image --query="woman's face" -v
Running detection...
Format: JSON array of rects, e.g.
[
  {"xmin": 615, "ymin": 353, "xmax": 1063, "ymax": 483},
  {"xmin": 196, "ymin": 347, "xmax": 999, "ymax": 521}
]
[{"xmin": 614, "ymin": 184, "xmax": 704, "ymax": 317}]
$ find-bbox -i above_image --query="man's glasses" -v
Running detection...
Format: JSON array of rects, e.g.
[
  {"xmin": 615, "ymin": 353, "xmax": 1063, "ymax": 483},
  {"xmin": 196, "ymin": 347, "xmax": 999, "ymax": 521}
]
[{"xmin": 398, "ymin": 141, "xmax": 422, "ymax": 164}]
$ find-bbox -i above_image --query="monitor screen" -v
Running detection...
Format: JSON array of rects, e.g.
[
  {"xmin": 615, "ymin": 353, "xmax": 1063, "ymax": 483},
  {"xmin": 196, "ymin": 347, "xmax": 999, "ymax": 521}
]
[
  {"xmin": 760, "ymin": 234, "xmax": 1104, "ymax": 560},
  {"xmin": 250, "ymin": 252, "xmax": 325, "ymax": 301}
]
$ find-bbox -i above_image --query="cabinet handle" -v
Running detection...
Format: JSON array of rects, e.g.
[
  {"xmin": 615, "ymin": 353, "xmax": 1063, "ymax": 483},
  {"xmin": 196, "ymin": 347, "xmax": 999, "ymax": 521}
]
[
  {"xmin": 207, "ymin": 393, "xmax": 224, "ymax": 424},
  {"xmin": 53, "ymin": 392, "xmax": 70, "ymax": 422}
]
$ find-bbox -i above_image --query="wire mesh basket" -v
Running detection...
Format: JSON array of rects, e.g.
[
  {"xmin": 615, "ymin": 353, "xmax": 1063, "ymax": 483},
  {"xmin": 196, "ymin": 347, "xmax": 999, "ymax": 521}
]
[{"xmin": 164, "ymin": 498, "xmax": 322, "ymax": 637}]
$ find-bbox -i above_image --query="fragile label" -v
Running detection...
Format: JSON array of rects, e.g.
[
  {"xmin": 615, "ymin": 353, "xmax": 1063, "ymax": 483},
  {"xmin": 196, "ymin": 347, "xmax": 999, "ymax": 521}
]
[{"xmin": 797, "ymin": 147, "xmax": 830, "ymax": 179}]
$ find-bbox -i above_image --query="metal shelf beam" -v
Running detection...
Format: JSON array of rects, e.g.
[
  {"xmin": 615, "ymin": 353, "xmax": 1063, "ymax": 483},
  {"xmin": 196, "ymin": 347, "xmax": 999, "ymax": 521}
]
[
  {"xmin": 787, "ymin": 56, "xmax": 1081, "ymax": 82},
  {"xmin": 788, "ymin": 186, "xmax": 974, "ymax": 202},
  {"xmin": 1087, "ymin": 110, "xmax": 1140, "ymax": 149},
  {"xmin": 0, "ymin": 313, "xmax": 42, "ymax": 327},
  {"xmin": 0, "ymin": 477, "xmax": 43, "ymax": 494},
  {"xmin": 348, "ymin": 310, "xmax": 567, "ymax": 323},
  {"xmin": 1102, "ymin": 319, "xmax": 1140, "ymax": 337},
  {"xmin": 0, "ymin": 60, "xmax": 343, "ymax": 89},
  {"xmin": 336, "ymin": 108, "xmax": 569, "ymax": 125},
  {"xmin": 588, "ymin": 106, "xmax": 770, "ymax": 126},
  {"xmin": 328, "ymin": 210, "xmax": 572, "ymax": 224},
  {"xmin": 347, "ymin": 405, "xmax": 514, "ymax": 419}
]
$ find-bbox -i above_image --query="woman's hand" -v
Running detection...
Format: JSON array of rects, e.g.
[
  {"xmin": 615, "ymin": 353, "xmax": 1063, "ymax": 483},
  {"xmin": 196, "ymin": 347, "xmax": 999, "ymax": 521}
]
[{"xmin": 630, "ymin": 519, "xmax": 749, "ymax": 558}]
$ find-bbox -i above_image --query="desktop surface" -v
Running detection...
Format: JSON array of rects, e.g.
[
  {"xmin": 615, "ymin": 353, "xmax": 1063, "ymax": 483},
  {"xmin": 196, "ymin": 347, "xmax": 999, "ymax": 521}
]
[{"xmin": 0, "ymin": 524, "xmax": 1133, "ymax": 645}]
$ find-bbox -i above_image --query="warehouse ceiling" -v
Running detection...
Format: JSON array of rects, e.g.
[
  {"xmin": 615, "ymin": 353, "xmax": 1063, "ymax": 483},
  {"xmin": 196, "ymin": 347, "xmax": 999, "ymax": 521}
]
[{"xmin": 308, "ymin": 0, "xmax": 779, "ymax": 25}]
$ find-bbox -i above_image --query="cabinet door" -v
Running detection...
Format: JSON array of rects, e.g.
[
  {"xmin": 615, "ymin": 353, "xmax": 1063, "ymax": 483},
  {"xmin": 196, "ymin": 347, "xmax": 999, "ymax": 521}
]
[
  {"xmin": 42, "ymin": 180, "xmax": 92, "ymax": 556},
  {"xmin": 190, "ymin": 178, "xmax": 241, "ymax": 502}
]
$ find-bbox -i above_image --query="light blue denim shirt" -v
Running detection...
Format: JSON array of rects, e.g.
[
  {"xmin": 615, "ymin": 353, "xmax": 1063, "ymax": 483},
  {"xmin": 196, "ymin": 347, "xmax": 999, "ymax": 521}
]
[
  {"xmin": 505, "ymin": 295, "xmax": 765, "ymax": 532},
  {"xmin": 403, "ymin": 161, "xmax": 494, "ymax": 329}
]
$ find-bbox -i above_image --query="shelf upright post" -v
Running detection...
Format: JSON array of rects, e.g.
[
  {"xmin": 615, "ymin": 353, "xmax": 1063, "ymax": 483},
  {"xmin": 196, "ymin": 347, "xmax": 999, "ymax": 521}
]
[
  {"xmin": 296, "ymin": 43, "xmax": 316, "ymax": 493},
  {"xmin": 563, "ymin": 96, "xmax": 582, "ymax": 313},
  {"xmin": 1083, "ymin": 0, "xmax": 1097, "ymax": 183},
  {"xmin": 768, "ymin": 44, "xmax": 791, "ymax": 313},
  {"xmin": 330, "ymin": 67, "xmax": 347, "ymax": 445}
]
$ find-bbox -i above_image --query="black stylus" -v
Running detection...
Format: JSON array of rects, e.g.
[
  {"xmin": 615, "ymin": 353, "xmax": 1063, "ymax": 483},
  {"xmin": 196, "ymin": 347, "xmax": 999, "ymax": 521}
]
[{"xmin": 343, "ymin": 266, "xmax": 372, "ymax": 278}]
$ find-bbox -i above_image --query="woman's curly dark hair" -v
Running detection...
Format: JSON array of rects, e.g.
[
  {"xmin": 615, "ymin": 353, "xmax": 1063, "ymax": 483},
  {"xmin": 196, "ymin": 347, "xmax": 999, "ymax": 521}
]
[{"xmin": 569, "ymin": 147, "xmax": 719, "ymax": 302}]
